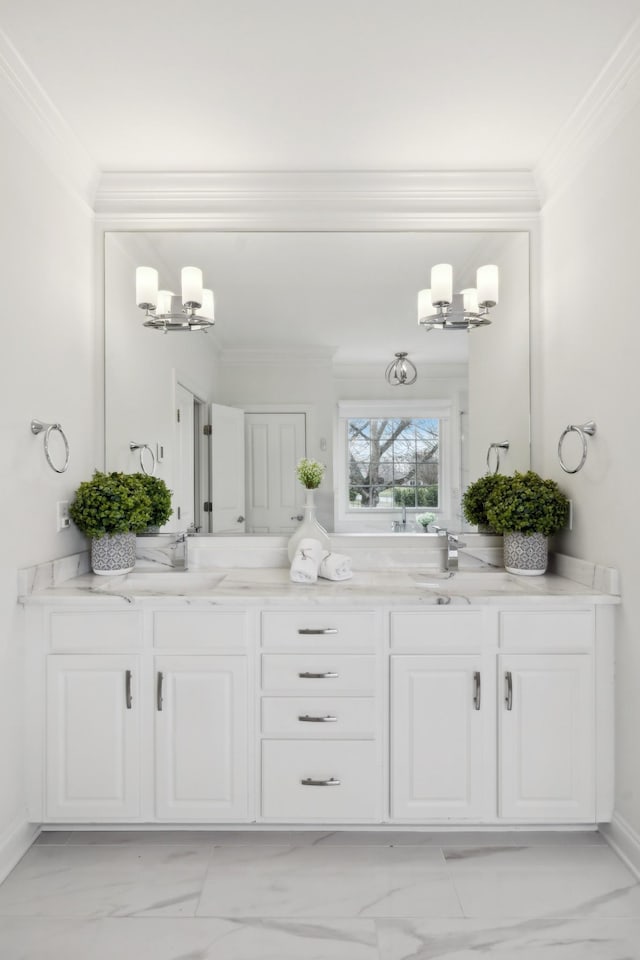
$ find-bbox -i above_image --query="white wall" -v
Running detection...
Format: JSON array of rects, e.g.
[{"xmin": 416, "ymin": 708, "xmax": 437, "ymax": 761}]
[
  {"xmin": 537, "ymin": 100, "xmax": 640, "ymax": 834},
  {"xmin": 0, "ymin": 113, "xmax": 97, "ymax": 858}
]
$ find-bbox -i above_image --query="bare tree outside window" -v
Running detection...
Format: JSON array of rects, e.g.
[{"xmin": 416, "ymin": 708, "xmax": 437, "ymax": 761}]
[{"xmin": 347, "ymin": 418, "xmax": 439, "ymax": 509}]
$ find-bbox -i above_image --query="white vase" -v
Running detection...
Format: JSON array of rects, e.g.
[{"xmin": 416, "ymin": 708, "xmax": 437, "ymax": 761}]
[
  {"xmin": 504, "ymin": 531, "xmax": 548, "ymax": 576},
  {"xmin": 287, "ymin": 489, "xmax": 331, "ymax": 562}
]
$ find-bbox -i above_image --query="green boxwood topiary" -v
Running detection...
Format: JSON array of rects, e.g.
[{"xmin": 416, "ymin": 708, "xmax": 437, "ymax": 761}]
[
  {"xmin": 484, "ymin": 470, "xmax": 569, "ymax": 536},
  {"xmin": 462, "ymin": 474, "xmax": 504, "ymax": 528},
  {"xmin": 69, "ymin": 471, "xmax": 152, "ymax": 539},
  {"xmin": 135, "ymin": 474, "xmax": 173, "ymax": 528}
]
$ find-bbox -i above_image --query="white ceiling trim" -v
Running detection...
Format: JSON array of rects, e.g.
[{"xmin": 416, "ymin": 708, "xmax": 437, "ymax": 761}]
[
  {"xmin": 0, "ymin": 28, "xmax": 99, "ymax": 208},
  {"xmin": 535, "ymin": 16, "xmax": 640, "ymax": 206},
  {"xmin": 94, "ymin": 170, "xmax": 540, "ymax": 229}
]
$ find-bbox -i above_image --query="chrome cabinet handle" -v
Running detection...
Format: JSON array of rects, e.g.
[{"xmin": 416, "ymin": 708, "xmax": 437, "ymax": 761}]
[
  {"xmin": 157, "ymin": 672, "xmax": 164, "ymax": 712},
  {"xmin": 301, "ymin": 777, "xmax": 341, "ymax": 787},
  {"xmin": 504, "ymin": 671, "xmax": 513, "ymax": 711},
  {"xmin": 473, "ymin": 671, "xmax": 481, "ymax": 711},
  {"xmin": 298, "ymin": 671, "xmax": 339, "ymax": 679},
  {"xmin": 125, "ymin": 670, "xmax": 133, "ymax": 710},
  {"xmin": 298, "ymin": 628, "xmax": 338, "ymax": 635},
  {"xmin": 298, "ymin": 714, "xmax": 338, "ymax": 723}
]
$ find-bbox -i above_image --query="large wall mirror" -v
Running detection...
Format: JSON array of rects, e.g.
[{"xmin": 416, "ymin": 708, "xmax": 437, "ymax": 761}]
[{"xmin": 105, "ymin": 231, "xmax": 530, "ymax": 535}]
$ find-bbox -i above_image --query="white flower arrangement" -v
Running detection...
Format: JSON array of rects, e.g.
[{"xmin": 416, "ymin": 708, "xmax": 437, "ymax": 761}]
[{"xmin": 296, "ymin": 457, "xmax": 326, "ymax": 489}]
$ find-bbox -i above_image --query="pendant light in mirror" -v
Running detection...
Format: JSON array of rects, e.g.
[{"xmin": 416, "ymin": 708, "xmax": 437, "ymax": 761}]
[
  {"xmin": 418, "ymin": 263, "xmax": 498, "ymax": 331},
  {"xmin": 135, "ymin": 266, "xmax": 215, "ymax": 332}
]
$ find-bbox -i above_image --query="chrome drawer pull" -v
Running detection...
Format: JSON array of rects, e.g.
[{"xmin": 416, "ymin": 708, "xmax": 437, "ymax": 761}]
[
  {"xmin": 504, "ymin": 671, "xmax": 513, "ymax": 711},
  {"xmin": 297, "ymin": 628, "xmax": 338, "ymax": 635},
  {"xmin": 301, "ymin": 777, "xmax": 341, "ymax": 787},
  {"xmin": 298, "ymin": 714, "xmax": 338, "ymax": 723},
  {"xmin": 298, "ymin": 671, "xmax": 339, "ymax": 679},
  {"xmin": 125, "ymin": 670, "xmax": 133, "ymax": 710},
  {"xmin": 473, "ymin": 671, "xmax": 481, "ymax": 711},
  {"xmin": 157, "ymin": 671, "xmax": 164, "ymax": 712}
]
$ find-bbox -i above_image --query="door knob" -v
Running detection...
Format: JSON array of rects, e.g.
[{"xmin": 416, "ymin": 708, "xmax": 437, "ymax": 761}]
[
  {"xmin": 291, "ymin": 514, "xmax": 303, "ymax": 521},
  {"xmin": 236, "ymin": 515, "xmax": 245, "ymax": 523}
]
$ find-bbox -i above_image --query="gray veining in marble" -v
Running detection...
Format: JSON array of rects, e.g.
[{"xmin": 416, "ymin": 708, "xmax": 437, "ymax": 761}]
[{"xmin": 2, "ymin": 831, "xmax": 639, "ymax": 959}]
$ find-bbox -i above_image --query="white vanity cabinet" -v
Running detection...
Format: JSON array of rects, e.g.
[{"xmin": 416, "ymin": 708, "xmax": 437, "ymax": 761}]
[
  {"xmin": 259, "ymin": 609, "xmax": 383, "ymax": 823},
  {"xmin": 46, "ymin": 653, "xmax": 141, "ymax": 820}
]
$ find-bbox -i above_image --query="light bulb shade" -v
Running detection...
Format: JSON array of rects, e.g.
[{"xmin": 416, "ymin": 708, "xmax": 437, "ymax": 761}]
[
  {"xmin": 417, "ymin": 288, "xmax": 434, "ymax": 322},
  {"xmin": 156, "ymin": 290, "xmax": 174, "ymax": 316},
  {"xmin": 136, "ymin": 266, "xmax": 158, "ymax": 308},
  {"xmin": 182, "ymin": 266, "xmax": 203, "ymax": 307},
  {"xmin": 197, "ymin": 288, "xmax": 215, "ymax": 320},
  {"xmin": 477, "ymin": 264, "xmax": 499, "ymax": 307},
  {"xmin": 461, "ymin": 287, "xmax": 480, "ymax": 314},
  {"xmin": 431, "ymin": 264, "xmax": 453, "ymax": 305}
]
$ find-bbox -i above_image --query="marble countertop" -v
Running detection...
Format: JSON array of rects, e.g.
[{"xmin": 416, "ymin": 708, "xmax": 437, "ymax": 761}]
[{"xmin": 19, "ymin": 564, "xmax": 621, "ymax": 608}]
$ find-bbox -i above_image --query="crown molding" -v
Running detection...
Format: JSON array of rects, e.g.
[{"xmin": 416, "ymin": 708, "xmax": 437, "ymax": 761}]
[
  {"xmin": 94, "ymin": 170, "xmax": 540, "ymax": 229},
  {"xmin": 535, "ymin": 17, "xmax": 640, "ymax": 205},
  {"xmin": 0, "ymin": 29, "xmax": 99, "ymax": 209}
]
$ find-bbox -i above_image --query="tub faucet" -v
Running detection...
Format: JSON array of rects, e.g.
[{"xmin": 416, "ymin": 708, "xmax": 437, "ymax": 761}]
[{"xmin": 391, "ymin": 505, "xmax": 407, "ymax": 533}]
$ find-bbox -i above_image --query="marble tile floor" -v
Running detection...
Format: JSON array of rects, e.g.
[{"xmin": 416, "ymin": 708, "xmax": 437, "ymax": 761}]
[{"xmin": 0, "ymin": 830, "xmax": 639, "ymax": 959}]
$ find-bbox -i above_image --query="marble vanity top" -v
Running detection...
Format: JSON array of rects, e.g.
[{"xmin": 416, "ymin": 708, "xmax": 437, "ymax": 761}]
[{"xmin": 19, "ymin": 562, "xmax": 621, "ymax": 608}]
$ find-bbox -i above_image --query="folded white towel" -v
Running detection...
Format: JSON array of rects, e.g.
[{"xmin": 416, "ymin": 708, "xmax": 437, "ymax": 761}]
[
  {"xmin": 319, "ymin": 551, "xmax": 353, "ymax": 581},
  {"xmin": 289, "ymin": 538, "xmax": 324, "ymax": 583}
]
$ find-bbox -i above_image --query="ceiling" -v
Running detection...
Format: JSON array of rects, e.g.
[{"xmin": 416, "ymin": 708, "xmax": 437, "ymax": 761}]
[{"xmin": 0, "ymin": 0, "xmax": 638, "ymax": 173}]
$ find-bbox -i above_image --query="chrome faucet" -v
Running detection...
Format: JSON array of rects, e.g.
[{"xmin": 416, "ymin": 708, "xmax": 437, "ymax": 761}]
[
  {"xmin": 391, "ymin": 504, "xmax": 408, "ymax": 533},
  {"xmin": 432, "ymin": 525, "xmax": 466, "ymax": 571}
]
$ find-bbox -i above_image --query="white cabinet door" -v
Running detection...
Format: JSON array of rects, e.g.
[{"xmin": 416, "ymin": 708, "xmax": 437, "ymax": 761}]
[
  {"xmin": 46, "ymin": 655, "xmax": 141, "ymax": 819},
  {"xmin": 155, "ymin": 655, "xmax": 249, "ymax": 821},
  {"xmin": 499, "ymin": 654, "xmax": 594, "ymax": 821},
  {"xmin": 391, "ymin": 656, "xmax": 486, "ymax": 820}
]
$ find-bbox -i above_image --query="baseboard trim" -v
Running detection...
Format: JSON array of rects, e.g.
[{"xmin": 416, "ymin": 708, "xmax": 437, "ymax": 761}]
[
  {"xmin": 601, "ymin": 813, "xmax": 640, "ymax": 880},
  {"xmin": 0, "ymin": 819, "xmax": 39, "ymax": 884}
]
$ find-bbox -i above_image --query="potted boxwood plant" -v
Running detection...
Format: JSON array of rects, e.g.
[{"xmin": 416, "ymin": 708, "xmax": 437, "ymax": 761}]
[
  {"xmin": 462, "ymin": 473, "xmax": 504, "ymax": 532},
  {"xmin": 69, "ymin": 471, "xmax": 152, "ymax": 575},
  {"xmin": 135, "ymin": 473, "xmax": 173, "ymax": 531},
  {"xmin": 484, "ymin": 470, "xmax": 569, "ymax": 575}
]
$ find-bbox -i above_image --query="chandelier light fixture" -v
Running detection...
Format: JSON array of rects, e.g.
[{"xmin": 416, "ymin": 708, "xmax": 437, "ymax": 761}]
[
  {"xmin": 385, "ymin": 352, "xmax": 418, "ymax": 386},
  {"xmin": 136, "ymin": 266, "xmax": 215, "ymax": 332},
  {"xmin": 418, "ymin": 263, "xmax": 499, "ymax": 331}
]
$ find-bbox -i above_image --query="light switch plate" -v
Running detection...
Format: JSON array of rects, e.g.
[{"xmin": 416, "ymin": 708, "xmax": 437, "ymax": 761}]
[{"xmin": 56, "ymin": 501, "xmax": 70, "ymax": 531}]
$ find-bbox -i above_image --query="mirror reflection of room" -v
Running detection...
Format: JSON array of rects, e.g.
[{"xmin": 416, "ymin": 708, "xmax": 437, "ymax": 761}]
[{"xmin": 105, "ymin": 231, "xmax": 530, "ymax": 535}]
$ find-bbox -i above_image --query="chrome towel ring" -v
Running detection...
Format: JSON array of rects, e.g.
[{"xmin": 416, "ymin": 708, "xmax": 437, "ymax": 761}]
[
  {"xmin": 31, "ymin": 419, "xmax": 70, "ymax": 474},
  {"xmin": 130, "ymin": 442, "xmax": 156, "ymax": 476},
  {"xmin": 486, "ymin": 441, "xmax": 510, "ymax": 475},
  {"xmin": 558, "ymin": 420, "xmax": 596, "ymax": 474}
]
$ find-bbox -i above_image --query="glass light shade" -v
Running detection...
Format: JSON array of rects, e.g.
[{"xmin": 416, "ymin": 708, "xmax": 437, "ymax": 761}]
[
  {"xmin": 461, "ymin": 287, "xmax": 480, "ymax": 314},
  {"xmin": 417, "ymin": 288, "xmax": 434, "ymax": 322},
  {"xmin": 181, "ymin": 266, "xmax": 203, "ymax": 306},
  {"xmin": 197, "ymin": 288, "xmax": 215, "ymax": 320},
  {"xmin": 477, "ymin": 264, "xmax": 499, "ymax": 306},
  {"xmin": 136, "ymin": 266, "xmax": 158, "ymax": 308},
  {"xmin": 431, "ymin": 263, "xmax": 453, "ymax": 305},
  {"xmin": 156, "ymin": 290, "xmax": 174, "ymax": 316}
]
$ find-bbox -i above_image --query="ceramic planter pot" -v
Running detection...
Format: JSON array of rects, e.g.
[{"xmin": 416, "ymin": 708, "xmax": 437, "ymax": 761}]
[
  {"xmin": 91, "ymin": 532, "xmax": 136, "ymax": 575},
  {"xmin": 504, "ymin": 531, "xmax": 548, "ymax": 576}
]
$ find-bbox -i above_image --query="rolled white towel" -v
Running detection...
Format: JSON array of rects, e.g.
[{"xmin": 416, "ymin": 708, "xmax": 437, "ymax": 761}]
[
  {"xmin": 319, "ymin": 551, "xmax": 353, "ymax": 581},
  {"xmin": 289, "ymin": 538, "xmax": 324, "ymax": 583}
]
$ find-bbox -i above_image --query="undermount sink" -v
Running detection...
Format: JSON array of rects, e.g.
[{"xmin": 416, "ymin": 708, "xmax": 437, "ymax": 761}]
[
  {"xmin": 95, "ymin": 571, "xmax": 227, "ymax": 596},
  {"xmin": 409, "ymin": 569, "xmax": 528, "ymax": 593}
]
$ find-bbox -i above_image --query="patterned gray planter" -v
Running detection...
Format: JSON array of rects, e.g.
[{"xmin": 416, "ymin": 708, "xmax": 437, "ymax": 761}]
[
  {"xmin": 504, "ymin": 531, "xmax": 548, "ymax": 576},
  {"xmin": 91, "ymin": 532, "xmax": 136, "ymax": 575}
]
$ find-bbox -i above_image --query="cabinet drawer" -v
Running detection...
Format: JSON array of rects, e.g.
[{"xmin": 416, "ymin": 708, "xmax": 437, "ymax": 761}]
[
  {"xmin": 390, "ymin": 611, "xmax": 483, "ymax": 651},
  {"xmin": 261, "ymin": 654, "xmax": 375, "ymax": 694},
  {"xmin": 261, "ymin": 611, "xmax": 376, "ymax": 649},
  {"xmin": 50, "ymin": 611, "xmax": 142, "ymax": 652},
  {"xmin": 500, "ymin": 611, "xmax": 593, "ymax": 651},
  {"xmin": 154, "ymin": 611, "xmax": 247, "ymax": 650},
  {"xmin": 262, "ymin": 740, "xmax": 379, "ymax": 820},
  {"xmin": 262, "ymin": 697, "xmax": 376, "ymax": 737}
]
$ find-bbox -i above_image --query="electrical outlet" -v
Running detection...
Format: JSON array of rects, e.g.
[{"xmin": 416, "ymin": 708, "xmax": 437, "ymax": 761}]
[{"xmin": 57, "ymin": 501, "xmax": 70, "ymax": 532}]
